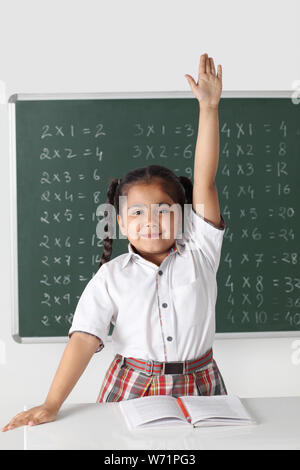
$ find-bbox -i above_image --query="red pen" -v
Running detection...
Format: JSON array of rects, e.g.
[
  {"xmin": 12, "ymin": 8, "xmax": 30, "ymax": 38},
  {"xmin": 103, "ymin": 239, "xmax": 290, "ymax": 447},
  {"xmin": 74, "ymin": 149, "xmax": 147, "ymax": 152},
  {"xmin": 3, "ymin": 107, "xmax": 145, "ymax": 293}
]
[{"xmin": 177, "ymin": 397, "xmax": 192, "ymax": 424}]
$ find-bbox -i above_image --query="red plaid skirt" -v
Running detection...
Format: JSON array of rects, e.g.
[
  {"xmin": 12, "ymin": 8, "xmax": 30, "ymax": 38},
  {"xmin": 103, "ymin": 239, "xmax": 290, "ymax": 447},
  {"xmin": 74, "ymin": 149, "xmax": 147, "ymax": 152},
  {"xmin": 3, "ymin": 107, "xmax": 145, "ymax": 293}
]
[{"xmin": 96, "ymin": 353, "xmax": 227, "ymax": 403}]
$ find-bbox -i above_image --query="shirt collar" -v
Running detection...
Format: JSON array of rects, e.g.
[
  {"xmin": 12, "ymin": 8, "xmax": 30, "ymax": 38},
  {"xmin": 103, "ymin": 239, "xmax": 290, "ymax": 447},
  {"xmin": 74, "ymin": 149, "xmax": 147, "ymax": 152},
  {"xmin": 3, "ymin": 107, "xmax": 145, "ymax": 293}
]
[{"xmin": 121, "ymin": 239, "xmax": 184, "ymax": 269}]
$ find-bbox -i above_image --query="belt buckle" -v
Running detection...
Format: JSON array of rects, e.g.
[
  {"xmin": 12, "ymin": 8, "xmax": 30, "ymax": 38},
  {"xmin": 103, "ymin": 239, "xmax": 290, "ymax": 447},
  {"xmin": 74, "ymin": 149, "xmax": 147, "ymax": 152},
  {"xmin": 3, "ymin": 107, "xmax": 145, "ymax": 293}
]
[
  {"xmin": 162, "ymin": 361, "xmax": 186, "ymax": 375},
  {"xmin": 145, "ymin": 360, "xmax": 154, "ymax": 376}
]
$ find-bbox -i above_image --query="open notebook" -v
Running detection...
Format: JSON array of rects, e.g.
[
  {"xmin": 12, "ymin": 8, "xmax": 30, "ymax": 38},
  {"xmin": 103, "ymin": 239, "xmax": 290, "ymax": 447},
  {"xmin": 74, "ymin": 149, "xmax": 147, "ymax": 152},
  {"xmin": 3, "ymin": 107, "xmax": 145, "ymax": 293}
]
[{"xmin": 119, "ymin": 395, "xmax": 256, "ymax": 430}]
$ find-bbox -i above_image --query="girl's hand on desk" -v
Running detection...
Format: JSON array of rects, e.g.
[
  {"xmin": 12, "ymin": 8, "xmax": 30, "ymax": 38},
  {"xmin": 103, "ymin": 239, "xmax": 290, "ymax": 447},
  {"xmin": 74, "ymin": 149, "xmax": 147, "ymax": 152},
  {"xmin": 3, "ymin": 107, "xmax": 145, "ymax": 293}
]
[
  {"xmin": 185, "ymin": 53, "xmax": 222, "ymax": 109},
  {"xmin": 1, "ymin": 403, "xmax": 58, "ymax": 432}
]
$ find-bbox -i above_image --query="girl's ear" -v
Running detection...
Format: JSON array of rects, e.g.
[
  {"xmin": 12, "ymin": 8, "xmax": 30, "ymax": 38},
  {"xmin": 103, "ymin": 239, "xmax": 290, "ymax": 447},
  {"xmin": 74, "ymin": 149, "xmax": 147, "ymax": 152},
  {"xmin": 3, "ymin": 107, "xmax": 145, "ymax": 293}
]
[{"xmin": 117, "ymin": 213, "xmax": 127, "ymax": 237}]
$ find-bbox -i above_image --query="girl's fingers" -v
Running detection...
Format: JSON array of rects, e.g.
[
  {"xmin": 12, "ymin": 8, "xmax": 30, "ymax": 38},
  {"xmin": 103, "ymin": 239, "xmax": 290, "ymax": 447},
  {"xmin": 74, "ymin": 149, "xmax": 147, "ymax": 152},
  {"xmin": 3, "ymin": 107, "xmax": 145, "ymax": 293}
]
[
  {"xmin": 1, "ymin": 405, "xmax": 55, "ymax": 432},
  {"xmin": 199, "ymin": 54, "xmax": 219, "ymax": 77},
  {"xmin": 198, "ymin": 53, "xmax": 207, "ymax": 76},
  {"xmin": 185, "ymin": 74, "xmax": 197, "ymax": 92},
  {"xmin": 217, "ymin": 64, "xmax": 222, "ymax": 80},
  {"xmin": 2, "ymin": 419, "xmax": 23, "ymax": 431},
  {"xmin": 210, "ymin": 57, "xmax": 216, "ymax": 75},
  {"xmin": 205, "ymin": 54, "xmax": 211, "ymax": 74},
  {"xmin": 1, "ymin": 414, "xmax": 32, "ymax": 431}
]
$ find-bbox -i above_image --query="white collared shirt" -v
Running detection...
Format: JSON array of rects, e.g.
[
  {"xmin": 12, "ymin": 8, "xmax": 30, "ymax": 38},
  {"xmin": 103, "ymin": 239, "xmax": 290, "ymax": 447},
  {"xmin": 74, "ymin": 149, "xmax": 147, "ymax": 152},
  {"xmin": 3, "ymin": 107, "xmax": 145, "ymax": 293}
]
[{"xmin": 68, "ymin": 206, "xmax": 226, "ymax": 361}]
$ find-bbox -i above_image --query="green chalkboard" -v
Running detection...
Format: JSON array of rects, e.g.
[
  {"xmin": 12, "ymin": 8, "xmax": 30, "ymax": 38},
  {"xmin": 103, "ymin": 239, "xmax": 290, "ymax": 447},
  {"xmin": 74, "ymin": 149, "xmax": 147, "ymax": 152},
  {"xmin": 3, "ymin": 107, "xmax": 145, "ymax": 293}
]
[{"xmin": 9, "ymin": 91, "xmax": 300, "ymax": 342}]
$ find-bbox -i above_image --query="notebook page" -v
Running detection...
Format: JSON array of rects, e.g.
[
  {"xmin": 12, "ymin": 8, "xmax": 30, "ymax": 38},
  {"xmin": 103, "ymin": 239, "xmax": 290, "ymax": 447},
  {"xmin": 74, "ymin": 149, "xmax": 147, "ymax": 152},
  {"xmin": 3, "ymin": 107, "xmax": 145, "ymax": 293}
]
[
  {"xmin": 119, "ymin": 395, "xmax": 186, "ymax": 428},
  {"xmin": 180, "ymin": 395, "xmax": 254, "ymax": 424},
  {"xmin": 139, "ymin": 418, "xmax": 189, "ymax": 429}
]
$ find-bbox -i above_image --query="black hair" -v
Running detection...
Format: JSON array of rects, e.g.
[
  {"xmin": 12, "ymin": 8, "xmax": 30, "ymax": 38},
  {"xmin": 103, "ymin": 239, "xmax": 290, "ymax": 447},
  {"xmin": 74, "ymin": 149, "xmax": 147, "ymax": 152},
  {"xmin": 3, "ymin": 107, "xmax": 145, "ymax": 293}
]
[{"xmin": 98, "ymin": 164, "xmax": 193, "ymax": 269}]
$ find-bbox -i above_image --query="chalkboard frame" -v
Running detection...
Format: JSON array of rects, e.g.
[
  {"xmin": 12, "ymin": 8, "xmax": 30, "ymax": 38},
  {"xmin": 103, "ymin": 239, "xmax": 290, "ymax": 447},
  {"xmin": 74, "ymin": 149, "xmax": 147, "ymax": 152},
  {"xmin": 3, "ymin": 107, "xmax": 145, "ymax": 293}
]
[{"xmin": 8, "ymin": 90, "xmax": 300, "ymax": 345}]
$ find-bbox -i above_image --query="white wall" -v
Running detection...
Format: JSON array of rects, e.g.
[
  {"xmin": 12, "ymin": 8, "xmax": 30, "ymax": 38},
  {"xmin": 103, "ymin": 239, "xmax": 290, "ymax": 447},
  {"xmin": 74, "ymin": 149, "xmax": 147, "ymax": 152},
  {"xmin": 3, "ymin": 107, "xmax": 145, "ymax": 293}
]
[{"xmin": 1, "ymin": 0, "xmax": 300, "ymax": 424}]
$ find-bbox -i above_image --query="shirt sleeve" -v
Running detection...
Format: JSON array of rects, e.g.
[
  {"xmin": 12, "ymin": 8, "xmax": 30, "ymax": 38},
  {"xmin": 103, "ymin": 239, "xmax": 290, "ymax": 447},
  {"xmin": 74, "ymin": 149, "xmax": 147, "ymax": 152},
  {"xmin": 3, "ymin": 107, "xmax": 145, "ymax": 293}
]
[
  {"xmin": 68, "ymin": 266, "xmax": 116, "ymax": 353},
  {"xmin": 181, "ymin": 205, "xmax": 226, "ymax": 273}
]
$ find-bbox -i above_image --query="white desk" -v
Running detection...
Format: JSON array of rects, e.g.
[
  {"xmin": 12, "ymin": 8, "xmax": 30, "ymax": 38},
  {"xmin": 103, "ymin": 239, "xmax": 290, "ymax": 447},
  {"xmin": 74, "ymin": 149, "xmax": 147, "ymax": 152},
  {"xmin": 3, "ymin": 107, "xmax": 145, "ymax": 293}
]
[{"xmin": 24, "ymin": 396, "xmax": 300, "ymax": 450}]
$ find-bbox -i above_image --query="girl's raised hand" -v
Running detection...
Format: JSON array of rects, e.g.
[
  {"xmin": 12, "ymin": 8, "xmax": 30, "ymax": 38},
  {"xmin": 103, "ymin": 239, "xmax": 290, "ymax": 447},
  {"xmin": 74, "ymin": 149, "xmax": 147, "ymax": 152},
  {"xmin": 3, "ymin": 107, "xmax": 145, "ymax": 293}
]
[
  {"xmin": 185, "ymin": 53, "xmax": 222, "ymax": 108},
  {"xmin": 1, "ymin": 403, "xmax": 59, "ymax": 432}
]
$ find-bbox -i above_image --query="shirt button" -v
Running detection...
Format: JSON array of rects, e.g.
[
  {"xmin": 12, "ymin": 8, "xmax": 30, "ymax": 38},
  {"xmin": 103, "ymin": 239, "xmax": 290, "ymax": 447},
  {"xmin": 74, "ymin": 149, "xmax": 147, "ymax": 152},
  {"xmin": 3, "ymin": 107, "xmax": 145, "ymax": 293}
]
[
  {"xmin": 158, "ymin": 270, "xmax": 163, "ymax": 275},
  {"xmin": 167, "ymin": 336, "xmax": 173, "ymax": 341},
  {"xmin": 162, "ymin": 303, "xmax": 168, "ymax": 308}
]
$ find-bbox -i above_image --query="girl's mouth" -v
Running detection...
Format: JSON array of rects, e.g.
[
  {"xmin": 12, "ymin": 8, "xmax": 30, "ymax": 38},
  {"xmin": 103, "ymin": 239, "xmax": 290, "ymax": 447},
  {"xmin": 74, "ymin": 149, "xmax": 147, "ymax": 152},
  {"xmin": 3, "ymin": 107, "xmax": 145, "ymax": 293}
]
[{"xmin": 141, "ymin": 233, "xmax": 162, "ymax": 239}]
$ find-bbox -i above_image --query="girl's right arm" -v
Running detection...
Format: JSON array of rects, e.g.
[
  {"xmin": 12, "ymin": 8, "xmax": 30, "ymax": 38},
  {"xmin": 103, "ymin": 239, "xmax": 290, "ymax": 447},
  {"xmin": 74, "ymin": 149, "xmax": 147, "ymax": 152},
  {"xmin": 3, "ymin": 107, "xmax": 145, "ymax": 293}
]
[{"xmin": 1, "ymin": 331, "xmax": 101, "ymax": 432}]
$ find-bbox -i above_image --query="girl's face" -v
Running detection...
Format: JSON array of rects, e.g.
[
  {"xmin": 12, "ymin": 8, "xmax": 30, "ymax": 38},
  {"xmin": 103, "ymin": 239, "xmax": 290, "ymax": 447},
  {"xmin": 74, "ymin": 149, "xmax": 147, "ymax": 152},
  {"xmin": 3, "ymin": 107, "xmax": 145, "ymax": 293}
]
[{"xmin": 117, "ymin": 182, "xmax": 183, "ymax": 264}]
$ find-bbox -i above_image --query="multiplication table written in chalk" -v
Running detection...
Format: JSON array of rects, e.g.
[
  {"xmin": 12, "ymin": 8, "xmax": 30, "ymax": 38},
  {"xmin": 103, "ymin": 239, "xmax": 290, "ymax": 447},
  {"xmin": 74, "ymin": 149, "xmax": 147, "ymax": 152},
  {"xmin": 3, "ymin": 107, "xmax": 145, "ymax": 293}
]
[{"xmin": 8, "ymin": 91, "xmax": 300, "ymax": 341}]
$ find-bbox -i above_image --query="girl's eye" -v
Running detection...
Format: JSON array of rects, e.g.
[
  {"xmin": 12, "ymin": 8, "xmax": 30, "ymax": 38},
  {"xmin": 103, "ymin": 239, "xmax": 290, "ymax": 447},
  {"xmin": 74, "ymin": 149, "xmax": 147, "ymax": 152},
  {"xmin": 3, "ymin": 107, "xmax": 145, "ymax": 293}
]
[
  {"xmin": 130, "ymin": 210, "xmax": 143, "ymax": 216},
  {"xmin": 130, "ymin": 208, "xmax": 169, "ymax": 216}
]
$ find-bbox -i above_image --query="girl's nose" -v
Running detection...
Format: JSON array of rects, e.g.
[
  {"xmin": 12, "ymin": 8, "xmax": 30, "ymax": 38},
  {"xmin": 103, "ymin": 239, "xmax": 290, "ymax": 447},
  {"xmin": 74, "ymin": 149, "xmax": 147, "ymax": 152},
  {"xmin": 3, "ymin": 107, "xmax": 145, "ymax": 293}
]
[
  {"xmin": 150, "ymin": 217, "xmax": 161, "ymax": 228},
  {"xmin": 146, "ymin": 207, "xmax": 159, "ymax": 223}
]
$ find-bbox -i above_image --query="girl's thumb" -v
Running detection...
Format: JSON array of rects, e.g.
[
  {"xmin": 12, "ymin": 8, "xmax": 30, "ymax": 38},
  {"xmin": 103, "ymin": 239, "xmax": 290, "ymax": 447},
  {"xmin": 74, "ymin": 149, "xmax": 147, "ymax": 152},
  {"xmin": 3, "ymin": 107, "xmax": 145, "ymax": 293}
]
[{"xmin": 184, "ymin": 74, "xmax": 196, "ymax": 90}]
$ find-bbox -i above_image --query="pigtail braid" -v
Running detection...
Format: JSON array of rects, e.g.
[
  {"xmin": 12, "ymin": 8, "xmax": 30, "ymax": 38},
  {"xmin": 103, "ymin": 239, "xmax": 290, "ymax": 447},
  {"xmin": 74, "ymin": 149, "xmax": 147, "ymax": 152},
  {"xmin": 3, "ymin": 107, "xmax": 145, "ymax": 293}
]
[
  {"xmin": 98, "ymin": 178, "xmax": 120, "ymax": 269},
  {"xmin": 178, "ymin": 175, "xmax": 193, "ymax": 205}
]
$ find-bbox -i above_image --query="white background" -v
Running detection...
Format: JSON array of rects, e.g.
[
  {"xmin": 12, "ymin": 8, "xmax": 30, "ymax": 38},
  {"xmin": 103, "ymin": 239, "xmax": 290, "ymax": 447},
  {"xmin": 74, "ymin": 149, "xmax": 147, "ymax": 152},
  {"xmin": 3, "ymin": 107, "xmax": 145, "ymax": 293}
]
[{"xmin": 0, "ymin": 0, "xmax": 300, "ymax": 449}]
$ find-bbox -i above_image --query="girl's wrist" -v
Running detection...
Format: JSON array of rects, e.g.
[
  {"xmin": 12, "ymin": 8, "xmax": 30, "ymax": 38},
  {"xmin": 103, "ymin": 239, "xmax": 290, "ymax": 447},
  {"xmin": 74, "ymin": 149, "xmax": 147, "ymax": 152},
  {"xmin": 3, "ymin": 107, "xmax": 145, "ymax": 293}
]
[
  {"xmin": 43, "ymin": 400, "xmax": 61, "ymax": 413},
  {"xmin": 199, "ymin": 101, "xmax": 219, "ymax": 110}
]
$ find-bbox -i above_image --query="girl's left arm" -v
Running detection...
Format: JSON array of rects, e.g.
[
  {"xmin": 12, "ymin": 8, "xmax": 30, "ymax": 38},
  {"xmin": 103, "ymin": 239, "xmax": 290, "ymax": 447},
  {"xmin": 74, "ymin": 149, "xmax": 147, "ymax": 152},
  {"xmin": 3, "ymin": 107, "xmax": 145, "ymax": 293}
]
[{"xmin": 185, "ymin": 53, "xmax": 223, "ymax": 228}]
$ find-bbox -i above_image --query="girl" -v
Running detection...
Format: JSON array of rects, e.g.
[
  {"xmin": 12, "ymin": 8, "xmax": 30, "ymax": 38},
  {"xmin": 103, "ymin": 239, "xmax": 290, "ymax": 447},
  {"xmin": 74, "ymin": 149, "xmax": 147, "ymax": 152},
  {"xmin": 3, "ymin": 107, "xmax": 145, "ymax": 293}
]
[{"xmin": 2, "ymin": 53, "xmax": 227, "ymax": 432}]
